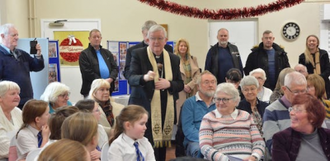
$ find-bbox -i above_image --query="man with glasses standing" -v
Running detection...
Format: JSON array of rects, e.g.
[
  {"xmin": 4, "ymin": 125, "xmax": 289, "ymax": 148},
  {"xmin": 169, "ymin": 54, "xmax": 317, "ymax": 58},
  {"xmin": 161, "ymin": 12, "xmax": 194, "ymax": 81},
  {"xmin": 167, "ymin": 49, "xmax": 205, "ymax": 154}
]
[
  {"xmin": 244, "ymin": 30, "xmax": 290, "ymax": 90},
  {"xmin": 262, "ymin": 71, "xmax": 307, "ymax": 154},
  {"xmin": 0, "ymin": 24, "xmax": 44, "ymax": 109},
  {"xmin": 181, "ymin": 71, "xmax": 217, "ymax": 158},
  {"xmin": 128, "ymin": 24, "xmax": 183, "ymax": 161}
]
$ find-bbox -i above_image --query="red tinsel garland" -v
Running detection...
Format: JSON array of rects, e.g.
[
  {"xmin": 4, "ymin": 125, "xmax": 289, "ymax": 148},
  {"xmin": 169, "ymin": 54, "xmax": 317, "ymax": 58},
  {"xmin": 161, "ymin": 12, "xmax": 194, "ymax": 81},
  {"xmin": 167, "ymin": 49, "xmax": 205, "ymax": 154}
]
[{"xmin": 138, "ymin": 0, "xmax": 304, "ymax": 20}]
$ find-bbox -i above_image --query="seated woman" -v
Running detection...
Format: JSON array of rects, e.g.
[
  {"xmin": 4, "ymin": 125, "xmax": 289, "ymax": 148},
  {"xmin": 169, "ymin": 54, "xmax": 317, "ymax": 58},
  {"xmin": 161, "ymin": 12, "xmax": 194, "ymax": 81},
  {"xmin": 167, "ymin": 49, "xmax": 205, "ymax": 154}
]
[
  {"xmin": 88, "ymin": 79, "xmax": 124, "ymax": 133},
  {"xmin": 0, "ymin": 81, "xmax": 22, "ymax": 160},
  {"xmin": 269, "ymin": 68, "xmax": 295, "ymax": 103},
  {"xmin": 225, "ymin": 68, "xmax": 244, "ymax": 100},
  {"xmin": 306, "ymin": 74, "xmax": 330, "ymax": 119},
  {"xmin": 249, "ymin": 68, "xmax": 273, "ymax": 103},
  {"xmin": 40, "ymin": 82, "xmax": 72, "ymax": 113},
  {"xmin": 272, "ymin": 94, "xmax": 330, "ymax": 161},
  {"xmin": 61, "ymin": 112, "xmax": 100, "ymax": 161},
  {"xmin": 237, "ymin": 76, "xmax": 269, "ymax": 134},
  {"xmin": 38, "ymin": 139, "xmax": 90, "ymax": 161},
  {"xmin": 199, "ymin": 83, "xmax": 265, "ymax": 161},
  {"xmin": 75, "ymin": 99, "xmax": 109, "ymax": 149},
  {"xmin": 16, "ymin": 100, "xmax": 50, "ymax": 160}
]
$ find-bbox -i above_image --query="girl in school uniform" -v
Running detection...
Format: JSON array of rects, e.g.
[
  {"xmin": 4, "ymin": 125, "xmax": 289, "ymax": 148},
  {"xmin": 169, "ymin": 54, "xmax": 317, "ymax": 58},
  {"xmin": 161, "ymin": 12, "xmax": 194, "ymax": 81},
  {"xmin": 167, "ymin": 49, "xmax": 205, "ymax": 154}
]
[
  {"xmin": 16, "ymin": 100, "xmax": 50, "ymax": 160},
  {"xmin": 75, "ymin": 99, "xmax": 109, "ymax": 149},
  {"xmin": 108, "ymin": 105, "xmax": 155, "ymax": 161}
]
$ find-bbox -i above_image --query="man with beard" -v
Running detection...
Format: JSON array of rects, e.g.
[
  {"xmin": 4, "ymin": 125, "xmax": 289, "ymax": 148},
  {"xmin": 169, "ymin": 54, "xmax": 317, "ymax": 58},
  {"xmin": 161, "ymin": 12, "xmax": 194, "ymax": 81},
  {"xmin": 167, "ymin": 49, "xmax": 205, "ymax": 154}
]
[
  {"xmin": 244, "ymin": 30, "xmax": 290, "ymax": 90},
  {"xmin": 181, "ymin": 71, "xmax": 217, "ymax": 158},
  {"xmin": 205, "ymin": 28, "xmax": 243, "ymax": 84}
]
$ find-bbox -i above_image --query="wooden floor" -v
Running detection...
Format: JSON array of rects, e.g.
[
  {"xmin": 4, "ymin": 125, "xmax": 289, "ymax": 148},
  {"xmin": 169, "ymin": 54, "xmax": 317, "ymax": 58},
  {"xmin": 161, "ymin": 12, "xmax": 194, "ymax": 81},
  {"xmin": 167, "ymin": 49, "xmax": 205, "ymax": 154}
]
[{"xmin": 165, "ymin": 143, "xmax": 176, "ymax": 161}]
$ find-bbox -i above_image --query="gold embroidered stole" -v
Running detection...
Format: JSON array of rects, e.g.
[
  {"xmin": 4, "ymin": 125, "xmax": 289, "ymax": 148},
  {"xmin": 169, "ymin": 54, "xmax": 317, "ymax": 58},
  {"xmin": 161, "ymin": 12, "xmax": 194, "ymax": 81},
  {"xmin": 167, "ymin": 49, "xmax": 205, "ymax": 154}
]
[{"xmin": 147, "ymin": 47, "xmax": 174, "ymax": 148}]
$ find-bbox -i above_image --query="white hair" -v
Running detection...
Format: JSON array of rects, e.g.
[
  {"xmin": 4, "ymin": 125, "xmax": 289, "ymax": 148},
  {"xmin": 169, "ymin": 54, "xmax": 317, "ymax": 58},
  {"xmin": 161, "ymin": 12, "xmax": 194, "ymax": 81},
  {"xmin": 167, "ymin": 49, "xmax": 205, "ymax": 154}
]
[
  {"xmin": 147, "ymin": 25, "xmax": 167, "ymax": 38},
  {"xmin": 249, "ymin": 68, "xmax": 267, "ymax": 80},
  {"xmin": 40, "ymin": 82, "xmax": 70, "ymax": 103},
  {"xmin": 215, "ymin": 83, "xmax": 240, "ymax": 103},
  {"xmin": 284, "ymin": 71, "xmax": 307, "ymax": 87},
  {"xmin": 0, "ymin": 81, "xmax": 20, "ymax": 97}
]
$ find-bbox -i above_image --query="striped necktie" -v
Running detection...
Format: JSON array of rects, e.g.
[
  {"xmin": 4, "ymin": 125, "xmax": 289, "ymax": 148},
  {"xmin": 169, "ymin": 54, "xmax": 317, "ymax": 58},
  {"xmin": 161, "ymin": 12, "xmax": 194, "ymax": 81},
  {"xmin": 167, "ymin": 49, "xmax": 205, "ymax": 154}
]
[{"xmin": 133, "ymin": 142, "xmax": 144, "ymax": 161}]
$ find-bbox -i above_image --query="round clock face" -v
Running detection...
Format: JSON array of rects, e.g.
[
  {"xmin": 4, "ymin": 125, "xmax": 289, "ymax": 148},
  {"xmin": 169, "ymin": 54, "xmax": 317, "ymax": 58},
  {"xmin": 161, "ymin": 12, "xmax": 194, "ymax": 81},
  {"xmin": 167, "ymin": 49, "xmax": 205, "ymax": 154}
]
[{"xmin": 282, "ymin": 22, "xmax": 300, "ymax": 40}]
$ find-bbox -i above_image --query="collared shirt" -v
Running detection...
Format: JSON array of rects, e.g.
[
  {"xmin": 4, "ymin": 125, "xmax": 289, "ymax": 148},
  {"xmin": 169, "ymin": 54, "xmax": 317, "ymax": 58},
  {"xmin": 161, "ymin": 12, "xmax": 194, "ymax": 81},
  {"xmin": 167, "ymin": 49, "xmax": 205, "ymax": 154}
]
[
  {"xmin": 195, "ymin": 92, "xmax": 215, "ymax": 108},
  {"xmin": 280, "ymin": 95, "xmax": 292, "ymax": 108},
  {"xmin": 108, "ymin": 133, "xmax": 155, "ymax": 161},
  {"xmin": 0, "ymin": 44, "xmax": 10, "ymax": 54},
  {"xmin": 214, "ymin": 108, "xmax": 239, "ymax": 120},
  {"xmin": 16, "ymin": 125, "xmax": 40, "ymax": 160}
]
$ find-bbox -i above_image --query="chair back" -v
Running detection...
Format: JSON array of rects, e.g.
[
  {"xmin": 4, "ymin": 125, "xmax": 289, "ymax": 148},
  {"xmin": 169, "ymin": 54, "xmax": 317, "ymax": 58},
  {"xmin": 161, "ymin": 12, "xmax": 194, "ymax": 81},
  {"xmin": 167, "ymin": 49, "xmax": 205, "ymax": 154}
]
[
  {"xmin": 101, "ymin": 142, "xmax": 110, "ymax": 161},
  {"xmin": 26, "ymin": 148, "xmax": 42, "ymax": 161}
]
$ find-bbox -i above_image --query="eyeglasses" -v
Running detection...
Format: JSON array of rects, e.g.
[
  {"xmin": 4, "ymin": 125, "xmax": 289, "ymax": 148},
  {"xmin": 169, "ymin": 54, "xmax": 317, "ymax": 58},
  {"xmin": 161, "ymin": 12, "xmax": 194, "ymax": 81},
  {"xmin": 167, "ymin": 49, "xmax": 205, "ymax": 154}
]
[
  {"xmin": 59, "ymin": 93, "xmax": 70, "ymax": 98},
  {"xmin": 288, "ymin": 107, "xmax": 306, "ymax": 113},
  {"xmin": 213, "ymin": 97, "xmax": 233, "ymax": 103},
  {"xmin": 149, "ymin": 37, "xmax": 165, "ymax": 41},
  {"xmin": 202, "ymin": 80, "xmax": 217, "ymax": 85},
  {"xmin": 243, "ymin": 87, "xmax": 257, "ymax": 92},
  {"xmin": 285, "ymin": 86, "xmax": 307, "ymax": 95}
]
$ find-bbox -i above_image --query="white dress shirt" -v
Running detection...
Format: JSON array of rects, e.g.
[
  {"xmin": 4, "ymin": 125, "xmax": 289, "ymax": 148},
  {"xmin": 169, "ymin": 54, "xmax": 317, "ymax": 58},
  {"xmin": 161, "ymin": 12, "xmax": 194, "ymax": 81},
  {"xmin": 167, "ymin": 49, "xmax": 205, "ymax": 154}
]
[
  {"xmin": 108, "ymin": 133, "xmax": 155, "ymax": 161},
  {"xmin": 16, "ymin": 125, "xmax": 39, "ymax": 160}
]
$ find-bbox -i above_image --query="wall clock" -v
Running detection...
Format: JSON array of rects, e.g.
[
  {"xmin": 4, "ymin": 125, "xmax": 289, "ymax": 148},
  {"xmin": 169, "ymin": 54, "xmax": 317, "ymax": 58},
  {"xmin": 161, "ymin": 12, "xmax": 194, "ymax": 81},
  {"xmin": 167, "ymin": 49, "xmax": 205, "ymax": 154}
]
[{"xmin": 282, "ymin": 22, "xmax": 300, "ymax": 41}]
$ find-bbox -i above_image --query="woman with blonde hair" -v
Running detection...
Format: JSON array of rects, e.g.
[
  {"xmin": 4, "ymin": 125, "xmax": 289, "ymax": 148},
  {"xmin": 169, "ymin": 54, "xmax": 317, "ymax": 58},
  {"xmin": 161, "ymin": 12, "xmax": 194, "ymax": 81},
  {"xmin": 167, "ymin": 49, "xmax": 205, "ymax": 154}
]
[
  {"xmin": 40, "ymin": 82, "xmax": 72, "ymax": 113},
  {"xmin": 299, "ymin": 35, "xmax": 330, "ymax": 98},
  {"xmin": 61, "ymin": 112, "xmax": 99, "ymax": 161},
  {"xmin": 174, "ymin": 38, "xmax": 200, "ymax": 121},
  {"xmin": 0, "ymin": 81, "xmax": 22, "ymax": 160},
  {"xmin": 88, "ymin": 79, "xmax": 124, "ymax": 132},
  {"xmin": 38, "ymin": 139, "xmax": 91, "ymax": 161}
]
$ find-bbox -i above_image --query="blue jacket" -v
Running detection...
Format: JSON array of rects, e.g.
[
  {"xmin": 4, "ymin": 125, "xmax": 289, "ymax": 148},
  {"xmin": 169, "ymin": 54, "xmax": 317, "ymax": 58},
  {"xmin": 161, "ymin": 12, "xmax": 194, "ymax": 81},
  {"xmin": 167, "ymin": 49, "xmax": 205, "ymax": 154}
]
[
  {"xmin": 0, "ymin": 45, "xmax": 44, "ymax": 108},
  {"xmin": 181, "ymin": 95, "xmax": 216, "ymax": 147}
]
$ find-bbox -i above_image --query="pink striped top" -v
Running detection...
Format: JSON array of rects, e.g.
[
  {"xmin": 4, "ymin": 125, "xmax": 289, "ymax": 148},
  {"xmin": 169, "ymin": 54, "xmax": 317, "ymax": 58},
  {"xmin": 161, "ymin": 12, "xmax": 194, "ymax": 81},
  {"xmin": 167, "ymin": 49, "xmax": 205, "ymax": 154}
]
[{"xmin": 199, "ymin": 109, "xmax": 265, "ymax": 160}]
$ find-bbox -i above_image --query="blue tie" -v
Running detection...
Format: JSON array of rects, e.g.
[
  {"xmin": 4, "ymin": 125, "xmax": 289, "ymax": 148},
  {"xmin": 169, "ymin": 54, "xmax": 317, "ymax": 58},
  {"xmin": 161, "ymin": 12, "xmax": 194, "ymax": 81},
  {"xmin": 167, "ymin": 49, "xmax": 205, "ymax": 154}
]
[
  {"xmin": 37, "ymin": 131, "xmax": 42, "ymax": 148},
  {"xmin": 133, "ymin": 142, "xmax": 144, "ymax": 161}
]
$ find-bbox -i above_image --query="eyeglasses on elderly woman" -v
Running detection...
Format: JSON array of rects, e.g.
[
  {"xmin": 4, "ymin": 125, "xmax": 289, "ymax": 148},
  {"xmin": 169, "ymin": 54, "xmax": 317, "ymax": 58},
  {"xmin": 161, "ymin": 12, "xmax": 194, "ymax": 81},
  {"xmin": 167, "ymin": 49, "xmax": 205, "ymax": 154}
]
[{"xmin": 213, "ymin": 97, "xmax": 233, "ymax": 103}]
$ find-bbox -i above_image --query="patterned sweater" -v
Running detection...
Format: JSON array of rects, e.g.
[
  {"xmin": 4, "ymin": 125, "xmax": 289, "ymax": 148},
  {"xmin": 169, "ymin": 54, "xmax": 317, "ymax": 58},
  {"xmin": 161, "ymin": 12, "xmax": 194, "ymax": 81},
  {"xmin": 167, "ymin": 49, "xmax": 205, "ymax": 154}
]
[{"xmin": 199, "ymin": 109, "xmax": 265, "ymax": 161}]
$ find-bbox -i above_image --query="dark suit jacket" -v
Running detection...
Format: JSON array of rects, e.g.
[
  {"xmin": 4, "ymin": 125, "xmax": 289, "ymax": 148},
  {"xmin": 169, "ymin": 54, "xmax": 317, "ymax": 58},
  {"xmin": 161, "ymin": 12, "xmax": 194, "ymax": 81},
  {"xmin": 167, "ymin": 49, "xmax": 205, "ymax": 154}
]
[
  {"xmin": 124, "ymin": 40, "xmax": 173, "ymax": 79},
  {"xmin": 128, "ymin": 47, "xmax": 183, "ymax": 144}
]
